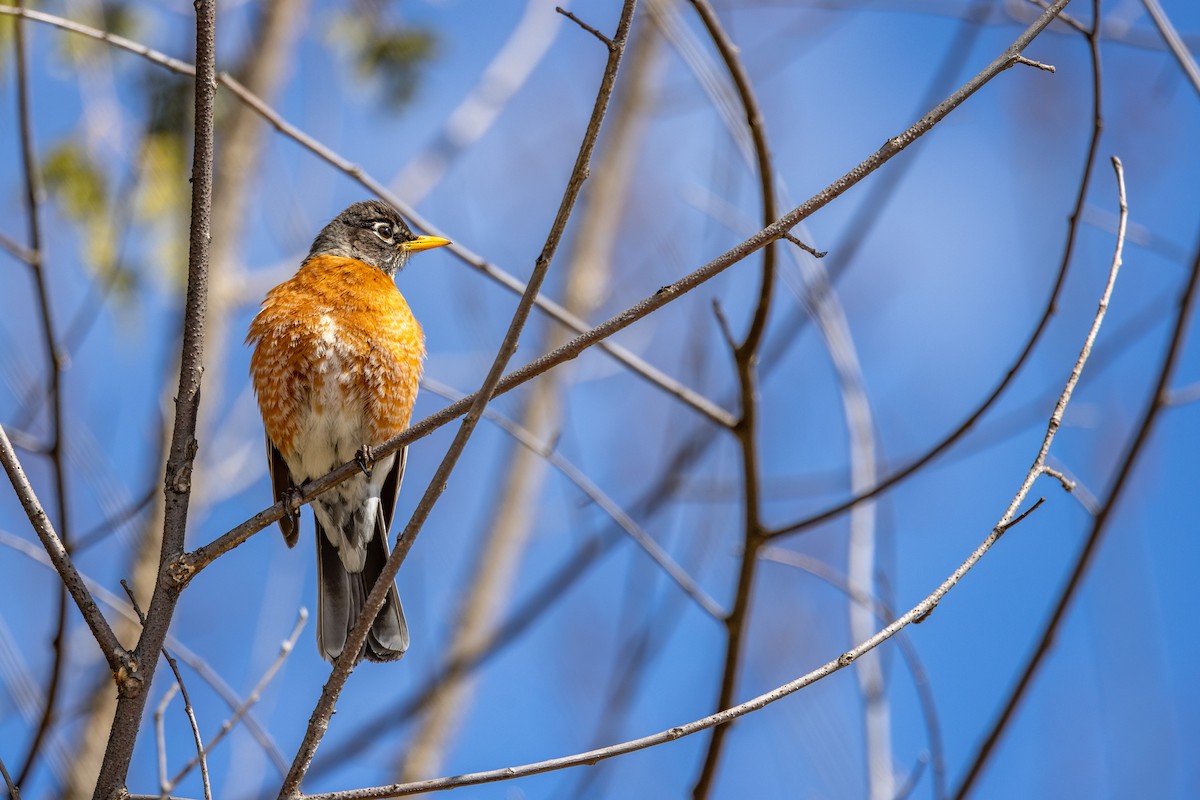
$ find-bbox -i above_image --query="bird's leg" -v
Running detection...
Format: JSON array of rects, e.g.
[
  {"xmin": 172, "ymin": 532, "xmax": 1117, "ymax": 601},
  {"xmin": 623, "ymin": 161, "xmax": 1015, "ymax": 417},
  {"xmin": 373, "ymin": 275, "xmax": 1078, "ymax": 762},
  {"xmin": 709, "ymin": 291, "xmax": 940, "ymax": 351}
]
[
  {"xmin": 282, "ymin": 483, "xmax": 305, "ymax": 528},
  {"xmin": 355, "ymin": 444, "xmax": 375, "ymax": 477}
]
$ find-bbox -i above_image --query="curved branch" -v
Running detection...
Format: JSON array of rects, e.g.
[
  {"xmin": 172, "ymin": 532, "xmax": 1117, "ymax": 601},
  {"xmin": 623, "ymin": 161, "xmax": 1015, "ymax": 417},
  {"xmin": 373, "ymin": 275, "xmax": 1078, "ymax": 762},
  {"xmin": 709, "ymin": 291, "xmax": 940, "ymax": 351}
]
[{"xmin": 953, "ymin": 159, "xmax": 1192, "ymax": 797}]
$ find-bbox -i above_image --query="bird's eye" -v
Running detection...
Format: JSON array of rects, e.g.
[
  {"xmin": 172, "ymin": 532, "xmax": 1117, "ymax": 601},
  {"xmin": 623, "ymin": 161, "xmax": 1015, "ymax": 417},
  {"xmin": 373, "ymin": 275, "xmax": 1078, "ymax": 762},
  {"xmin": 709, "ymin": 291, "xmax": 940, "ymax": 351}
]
[{"xmin": 372, "ymin": 222, "xmax": 395, "ymax": 241}]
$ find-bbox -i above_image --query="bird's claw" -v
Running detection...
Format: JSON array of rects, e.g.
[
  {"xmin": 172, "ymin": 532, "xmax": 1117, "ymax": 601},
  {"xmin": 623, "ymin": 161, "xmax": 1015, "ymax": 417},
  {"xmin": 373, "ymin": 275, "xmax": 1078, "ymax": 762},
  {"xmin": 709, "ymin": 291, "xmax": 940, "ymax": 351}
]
[
  {"xmin": 282, "ymin": 484, "xmax": 304, "ymax": 529},
  {"xmin": 355, "ymin": 445, "xmax": 375, "ymax": 477}
]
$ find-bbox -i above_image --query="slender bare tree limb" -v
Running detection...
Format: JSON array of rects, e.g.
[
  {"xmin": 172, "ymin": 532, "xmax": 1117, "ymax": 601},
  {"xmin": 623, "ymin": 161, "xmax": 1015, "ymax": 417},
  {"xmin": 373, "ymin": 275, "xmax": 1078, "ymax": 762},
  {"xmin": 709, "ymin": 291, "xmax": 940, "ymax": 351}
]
[
  {"xmin": 118, "ymin": 582, "xmax": 211, "ymax": 800},
  {"xmin": 0, "ymin": 751, "xmax": 21, "ymax": 800},
  {"xmin": 277, "ymin": 4, "xmax": 640, "ymax": 796},
  {"xmin": 0, "ymin": 428, "xmax": 130, "ymax": 675},
  {"xmin": 685, "ymin": 0, "xmax": 779, "ymax": 792},
  {"xmin": 1140, "ymin": 0, "xmax": 1200, "ymax": 97},
  {"xmin": 307, "ymin": 534, "xmax": 618, "ymax": 780},
  {"xmin": 167, "ymin": 609, "xmax": 306, "ymax": 792},
  {"xmin": 421, "ymin": 376, "xmax": 723, "ymax": 617},
  {"xmin": 759, "ymin": 546, "xmax": 946, "ymax": 800},
  {"xmin": 91, "ymin": 1, "xmax": 216, "ymax": 796},
  {"xmin": 9, "ymin": 0, "xmax": 77, "ymax": 785},
  {"xmin": 952, "ymin": 157, "xmax": 1193, "ymax": 797}
]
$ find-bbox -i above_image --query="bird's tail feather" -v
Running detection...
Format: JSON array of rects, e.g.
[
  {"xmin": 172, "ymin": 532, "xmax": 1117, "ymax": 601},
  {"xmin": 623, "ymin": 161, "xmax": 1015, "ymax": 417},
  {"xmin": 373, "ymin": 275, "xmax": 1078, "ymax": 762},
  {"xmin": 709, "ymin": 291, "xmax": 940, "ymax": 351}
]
[{"xmin": 316, "ymin": 519, "xmax": 409, "ymax": 663}]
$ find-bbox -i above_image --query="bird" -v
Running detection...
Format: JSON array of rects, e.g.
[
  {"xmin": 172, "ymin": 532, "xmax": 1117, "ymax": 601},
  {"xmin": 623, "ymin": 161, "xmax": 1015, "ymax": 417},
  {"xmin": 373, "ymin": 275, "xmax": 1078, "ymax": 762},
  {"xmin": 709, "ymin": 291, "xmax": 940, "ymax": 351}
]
[{"xmin": 246, "ymin": 200, "xmax": 449, "ymax": 662}]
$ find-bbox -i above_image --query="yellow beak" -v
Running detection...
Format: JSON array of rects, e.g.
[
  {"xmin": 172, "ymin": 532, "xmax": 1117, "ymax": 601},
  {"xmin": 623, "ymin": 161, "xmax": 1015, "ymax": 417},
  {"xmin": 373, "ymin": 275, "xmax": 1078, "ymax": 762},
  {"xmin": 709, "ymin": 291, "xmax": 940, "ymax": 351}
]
[{"xmin": 401, "ymin": 235, "xmax": 452, "ymax": 253}]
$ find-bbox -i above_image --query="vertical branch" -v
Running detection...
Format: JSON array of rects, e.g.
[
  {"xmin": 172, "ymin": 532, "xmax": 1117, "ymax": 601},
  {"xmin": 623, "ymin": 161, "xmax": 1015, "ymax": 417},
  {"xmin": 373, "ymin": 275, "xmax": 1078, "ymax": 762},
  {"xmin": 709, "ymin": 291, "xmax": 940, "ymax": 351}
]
[
  {"xmin": 91, "ymin": 1, "xmax": 216, "ymax": 797},
  {"xmin": 9, "ymin": 0, "xmax": 74, "ymax": 787},
  {"xmin": 685, "ymin": 0, "xmax": 777, "ymax": 795},
  {"xmin": 0, "ymin": 751, "xmax": 22, "ymax": 800},
  {"xmin": 276, "ymin": 3, "xmax": 640, "ymax": 796}
]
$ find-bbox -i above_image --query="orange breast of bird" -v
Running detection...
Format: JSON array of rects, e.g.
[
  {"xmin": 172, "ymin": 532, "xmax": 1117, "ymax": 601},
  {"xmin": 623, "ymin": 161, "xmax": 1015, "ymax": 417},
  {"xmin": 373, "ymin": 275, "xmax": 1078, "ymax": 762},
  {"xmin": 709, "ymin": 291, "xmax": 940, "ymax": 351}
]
[{"xmin": 247, "ymin": 254, "xmax": 425, "ymax": 458}]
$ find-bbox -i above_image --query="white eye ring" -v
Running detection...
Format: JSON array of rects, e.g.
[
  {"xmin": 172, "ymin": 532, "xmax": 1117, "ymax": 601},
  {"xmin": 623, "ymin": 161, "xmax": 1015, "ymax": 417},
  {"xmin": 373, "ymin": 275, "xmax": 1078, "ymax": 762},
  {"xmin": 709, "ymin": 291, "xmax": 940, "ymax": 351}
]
[{"xmin": 372, "ymin": 221, "xmax": 395, "ymax": 242}]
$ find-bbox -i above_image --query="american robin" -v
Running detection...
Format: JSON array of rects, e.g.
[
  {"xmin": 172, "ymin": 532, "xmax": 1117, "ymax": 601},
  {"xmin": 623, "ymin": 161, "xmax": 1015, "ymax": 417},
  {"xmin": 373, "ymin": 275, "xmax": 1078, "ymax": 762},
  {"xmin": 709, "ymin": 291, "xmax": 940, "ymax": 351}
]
[{"xmin": 246, "ymin": 200, "xmax": 449, "ymax": 662}]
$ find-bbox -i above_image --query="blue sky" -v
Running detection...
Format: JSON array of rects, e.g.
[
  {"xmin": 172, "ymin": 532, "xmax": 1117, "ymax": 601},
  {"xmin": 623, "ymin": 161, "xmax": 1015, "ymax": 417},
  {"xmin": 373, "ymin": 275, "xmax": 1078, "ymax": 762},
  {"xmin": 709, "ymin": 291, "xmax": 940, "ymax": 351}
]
[{"xmin": 2, "ymin": 1, "xmax": 1199, "ymax": 798}]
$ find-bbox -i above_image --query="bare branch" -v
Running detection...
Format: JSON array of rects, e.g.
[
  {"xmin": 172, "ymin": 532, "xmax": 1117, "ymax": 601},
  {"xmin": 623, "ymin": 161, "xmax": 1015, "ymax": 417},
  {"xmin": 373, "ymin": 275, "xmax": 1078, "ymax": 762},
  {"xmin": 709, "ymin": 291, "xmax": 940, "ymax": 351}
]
[
  {"xmin": 556, "ymin": 6, "xmax": 614, "ymax": 49},
  {"xmin": 119, "ymin": 582, "xmax": 211, "ymax": 800},
  {"xmin": 953, "ymin": 155, "xmax": 1194, "ymax": 799},
  {"xmin": 167, "ymin": 609, "xmax": 307, "ymax": 791},
  {"xmin": 0, "ymin": 427, "xmax": 131, "ymax": 675},
  {"xmin": 1140, "ymin": 0, "xmax": 1200, "ymax": 98},
  {"xmin": 685, "ymin": 0, "xmax": 780, "ymax": 791},
  {"xmin": 9, "ymin": 0, "xmax": 76, "ymax": 784},
  {"xmin": 0, "ymin": 751, "xmax": 21, "ymax": 800}
]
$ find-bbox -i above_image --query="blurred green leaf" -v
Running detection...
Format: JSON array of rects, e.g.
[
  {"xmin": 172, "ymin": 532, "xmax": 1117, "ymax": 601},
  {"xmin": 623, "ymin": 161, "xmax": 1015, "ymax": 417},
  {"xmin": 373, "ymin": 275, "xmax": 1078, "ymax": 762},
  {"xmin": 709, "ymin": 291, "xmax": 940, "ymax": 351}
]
[
  {"xmin": 41, "ymin": 138, "xmax": 138, "ymax": 302},
  {"xmin": 329, "ymin": 10, "xmax": 436, "ymax": 112}
]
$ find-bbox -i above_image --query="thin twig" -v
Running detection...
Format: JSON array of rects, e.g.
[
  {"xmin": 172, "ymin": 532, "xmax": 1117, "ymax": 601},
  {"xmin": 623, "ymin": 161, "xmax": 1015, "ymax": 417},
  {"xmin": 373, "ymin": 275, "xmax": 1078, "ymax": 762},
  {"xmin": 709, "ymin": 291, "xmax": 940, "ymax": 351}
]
[
  {"xmin": 1010, "ymin": 54, "xmax": 1055, "ymax": 72},
  {"xmin": 120, "ymin": 582, "xmax": 212, "ymax": 800},
  {"xmin": 1039, "ymin": 466, "xmax": 1076, "ymax": 493},
  {"xmin": 167, "ymin": 609, "xmax": 307, "ymax": 791},
  {"xmin": 154, "ymin": 684, "xmax": 177, "ymax": 796},
  {"xmin": 92, "ymin": 1, "xmax": 217, "ymax": 795},
  {"xmin": 759, "ymin": 546, "xmax": 946, "ymax": 800},
  {"xmin": 10, "ymin": 0, "xmax": 74, "ymax": 785},
  {"xmin": 422, "ymin": 378, "xmax": 724, "ymax": 618},
  {"xmin": 782, "ymin": 231, "xmax": 827, "ymax": 258},
  {"xmin": 0, "ymin": 751, "xmax": 21, "ymax": 800},
  {"xmin": 555, "ymin": 6, "xmax": 613, "ymax": 49},
  {"xmin": 0, "ymin": 427, "xmax": 130, "ymax": 674},
  {"xmin": 686, "ymin": 0, "xmax": 779, "ymax": 793},
  {"xmin": 1140, "ymin": 0, "xmax": 1200, "ymax": 98},
  {"xmin": 276, "ymin": 4, "xmax": 640, "ymax": 796}
]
